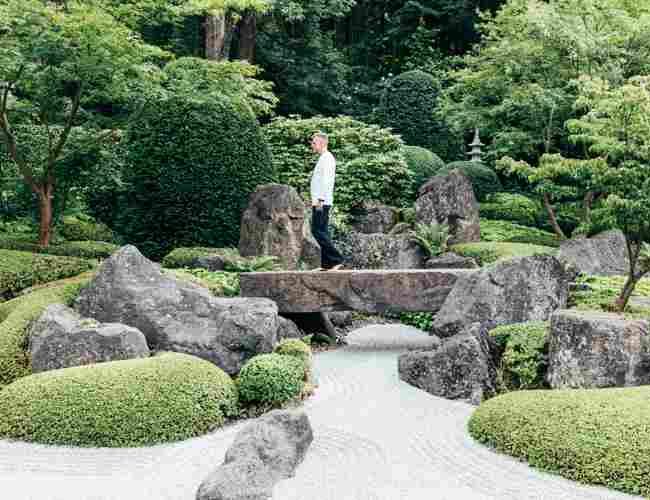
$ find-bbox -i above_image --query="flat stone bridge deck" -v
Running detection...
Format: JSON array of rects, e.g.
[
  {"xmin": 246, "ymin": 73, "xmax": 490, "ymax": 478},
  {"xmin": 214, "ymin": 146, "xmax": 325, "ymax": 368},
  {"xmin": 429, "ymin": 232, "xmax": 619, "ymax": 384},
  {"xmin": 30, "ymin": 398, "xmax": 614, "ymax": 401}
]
[{"xmin": 240, "ymin": 269, "xmax": 475, "ymax": 314}]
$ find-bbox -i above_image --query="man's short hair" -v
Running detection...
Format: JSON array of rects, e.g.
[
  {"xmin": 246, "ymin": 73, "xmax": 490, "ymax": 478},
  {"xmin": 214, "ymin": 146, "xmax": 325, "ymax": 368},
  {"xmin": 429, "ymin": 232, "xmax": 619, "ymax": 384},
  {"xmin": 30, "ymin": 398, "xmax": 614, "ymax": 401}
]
[{"xmin": 313, "ymin": 132, "xmax": 329, "ymax": 144}]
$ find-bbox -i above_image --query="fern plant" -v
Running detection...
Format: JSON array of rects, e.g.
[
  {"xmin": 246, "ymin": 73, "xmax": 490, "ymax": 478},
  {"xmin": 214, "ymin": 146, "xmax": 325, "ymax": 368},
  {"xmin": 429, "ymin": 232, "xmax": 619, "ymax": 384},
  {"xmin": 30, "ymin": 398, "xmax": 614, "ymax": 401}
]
[{"xmin": 409, "ymin": 222, "xmax": 450, "ymax": 258}]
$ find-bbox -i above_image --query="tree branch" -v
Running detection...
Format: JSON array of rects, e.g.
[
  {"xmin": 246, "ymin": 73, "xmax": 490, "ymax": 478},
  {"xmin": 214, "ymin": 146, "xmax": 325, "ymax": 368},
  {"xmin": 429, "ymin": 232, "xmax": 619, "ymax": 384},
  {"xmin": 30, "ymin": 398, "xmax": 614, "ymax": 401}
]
[{"xmin": 48, "ymin": 83, "xmax": 82, "ymax": 180}]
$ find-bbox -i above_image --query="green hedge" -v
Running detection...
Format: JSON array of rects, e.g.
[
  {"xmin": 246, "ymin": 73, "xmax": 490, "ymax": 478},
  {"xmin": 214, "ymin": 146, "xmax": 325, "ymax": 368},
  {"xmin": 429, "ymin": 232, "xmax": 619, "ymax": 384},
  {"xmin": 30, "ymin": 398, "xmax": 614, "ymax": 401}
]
[
  {"xmin": 489, "ymin": 322, "xmax": 548, "ymax": 390},
  {"xmin": 401, "ymin": 145, "xmax": 445, "ymax": 198},
  {"xmin": 450, "ymin": 242, "xmax": 556, "ymax": 266},
  {"xmin": 480, "ymin": 219, "xmax": 561, "ymax": 248},
  {"xmin": 237, "ymin": 353, "xmax": 305, "ymax": 406},
  {"xmin": 161, "ymin": 247, "xmax": 241, "ymax": 269},
  {"xmin": 0, "ymin": 249, "xmax": 92, "ymax": 300},
  {"xmin": 60, "ymin": 216, "xmax": 115, "ymax": 243},
  {"xmin": 0, "ymin": 235, "xmax": 118, "ymax": 259},
  {"xmin": 168, "ymin": 268, "xmax": 241, "ymax": 297},
  {"xmin": 469, "ymin": 387, "xmax": 650, "ymax": 496},
  {"xmin": 438, "ymin": 161, "xmax": 502, "ymax": 202},
  {"xmin": 479, "ymin": 192, "xmax": 539, "ymax": 227},
  {"xmin": 0, "ymin": 353, "xmax": 238, "ymax": 447},
  {"xmin": 274, "ymin": 339, "xmax": 312, "ymax": 379},
  {"xmin": 0, "ymin": 279, "xmax": 87, "ymax": 387},
  {"xmin": 118, "ymin": 93, "xmax": 274, "ymax": 260}
]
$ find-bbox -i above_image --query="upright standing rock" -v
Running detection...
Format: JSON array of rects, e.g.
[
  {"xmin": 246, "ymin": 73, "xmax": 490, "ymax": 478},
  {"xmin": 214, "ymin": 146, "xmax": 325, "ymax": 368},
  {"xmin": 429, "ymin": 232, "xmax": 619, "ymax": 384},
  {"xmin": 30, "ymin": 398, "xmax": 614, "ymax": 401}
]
[
  {"xmin": 349, "ymin": 201, "xmax": 399, "ymax": 234},
  {"xmin": 239, "ymin": 184, "xmax": 320, "ymax": 270},
  {"xmin": 558, "ymin": 230, "xmax": 629, "ymax": 276},
  {"xmin": 415, "ymin": 169, "xmax": 480, "ymax": 245}
]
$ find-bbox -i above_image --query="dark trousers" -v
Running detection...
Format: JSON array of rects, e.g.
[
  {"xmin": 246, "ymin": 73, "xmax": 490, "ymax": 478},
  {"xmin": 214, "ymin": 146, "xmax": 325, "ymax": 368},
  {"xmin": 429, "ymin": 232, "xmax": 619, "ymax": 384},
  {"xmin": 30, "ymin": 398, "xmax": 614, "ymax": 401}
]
[{"xmin": 311, "ymin": 205, "xmax": 344, "ymax": 269}]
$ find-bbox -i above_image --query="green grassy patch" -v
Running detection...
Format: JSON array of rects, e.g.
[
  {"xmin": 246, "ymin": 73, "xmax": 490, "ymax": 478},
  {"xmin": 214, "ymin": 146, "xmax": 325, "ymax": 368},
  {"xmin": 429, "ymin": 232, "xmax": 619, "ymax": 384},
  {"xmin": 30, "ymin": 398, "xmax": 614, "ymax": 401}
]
[
  {"xmin": 469, "ymin": 387, "xmax": 650, "ymax": 496},
  {"xmin": 570, "ymin": 275, "xmax": 650, "ymax": 317},
  {"xmin": 480, "ymin": 219, "xmax": 561, "ymax": 248},
  {"xmin": 450, "ymin": 242, "xmax": 556, "ymax": 266},
  {"xmin": 0, "ymin": 235, "xmax": 118, "ymax": 259},
  {"xmin": 167, "ymin": 268, "xmax": 240, "ymax": 297},
  {"xmin": 0, "ymin": 352, "xmax": 238, "ymax": 447}
]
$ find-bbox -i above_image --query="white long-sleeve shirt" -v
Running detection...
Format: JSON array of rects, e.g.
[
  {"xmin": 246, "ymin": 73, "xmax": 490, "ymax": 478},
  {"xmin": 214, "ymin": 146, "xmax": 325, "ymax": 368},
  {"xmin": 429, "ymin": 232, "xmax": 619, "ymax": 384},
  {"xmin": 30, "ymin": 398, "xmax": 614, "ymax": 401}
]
[{"xmin": 310, "ymin": 150, "xmax": 336, "ymax": 205}]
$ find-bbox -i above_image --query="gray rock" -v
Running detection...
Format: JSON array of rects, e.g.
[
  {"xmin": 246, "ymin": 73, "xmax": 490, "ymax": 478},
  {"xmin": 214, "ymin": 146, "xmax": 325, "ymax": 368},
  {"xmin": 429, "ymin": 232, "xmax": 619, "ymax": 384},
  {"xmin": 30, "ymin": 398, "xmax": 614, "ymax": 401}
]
[
  {"xmin": 277, "ymin": 316, "xmax": 303, "ymax": 340},
  {"xmin": 196, "ymin": 410, "xmax": 313, "ymax": 500},
  {"xmin": 425, "ymin": 252, "xmax": 478, "ymax": 269},
  {"xmin": 548, "ymin": 310, "xmax": 650, "ymax": 389},
  {"xmin": 191, "ymin": 255, "xmax": 226, "ymax": 272},
  {"xmin": 398, "ymin": 324, "xmax": 498, "ymax": 405},
  {"xmin": 343, "ymin": 232, "xmax": 426, "ymax": 269},
  {"xmin": 349, "ymin": 201, "xmax": 399, "ymax": 234},
  {"xmin": 558, "ymin": 230, "xmax": 628, "ymax": 276},
  {"xmin": 415, "ymin": 170, "xmax": 480, "ymax": 245},
  {"xmin": 328, "ymin": 311, "xmax": 354, "ymax": 328},
  {"xmin": 239, "ymin": 184, "xmax": 320, "ymax": 270},
  {"xmin": 28, "ymin": 304, "xmax": 149, "ymax": 373},
  {"xmin": 389, "ymin": 222, "xmax": 412, "ymax": 235},
  {"xmin": 74, "ymin": 245, "xmax": 279, "ymax": 375},
  {"xmin": 431, "ymin": 255, "xmax": 571, "ymax": 338}
]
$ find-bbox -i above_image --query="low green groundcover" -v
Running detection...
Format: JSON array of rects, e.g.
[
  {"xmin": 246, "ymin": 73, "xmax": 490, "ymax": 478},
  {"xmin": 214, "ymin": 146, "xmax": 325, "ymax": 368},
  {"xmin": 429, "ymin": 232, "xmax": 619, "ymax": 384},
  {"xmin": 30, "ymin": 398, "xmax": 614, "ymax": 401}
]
[
  {"xmin": 238, "ymin": 353, "xmax": 305, "ymax": 405},
  {"xmin": 480, "ymin": 219, "xmax": 561, "ymax": 248},
  {"xmin": 0, "ymin": 235, "xmax": 118, "ymax": 259},
  {"xmin": 0, "ymin": 353, "xmax": 238, "ymax": 447},
  {"xmin": 571, "ymin": 275, "xmax": 650, "ymax": 316},
  {"xmin": 450, "ymin": 242, "xmax": 556, "ymax": 266},
  {"xmin": 469, "ymin": 387, "xmax": 650, "ymax": 496},
  {"xmin": 162, "ymin": 247, "xmax": 278, "ymax": 272}
]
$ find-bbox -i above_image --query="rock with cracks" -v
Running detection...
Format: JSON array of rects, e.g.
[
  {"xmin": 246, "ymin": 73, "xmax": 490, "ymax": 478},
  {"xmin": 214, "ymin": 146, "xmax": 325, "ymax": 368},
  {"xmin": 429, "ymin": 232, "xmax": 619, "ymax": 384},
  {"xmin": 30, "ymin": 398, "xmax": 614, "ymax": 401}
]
[
  {"xmin": 343, "ymin": 232, "xmax": 426, "ymax": 269},
  {"xmin": 28, "ymin": 304, "xmax": 149, "ymax": 373},
  {"xmin": 557, "ymin": 230, "xmax": 629, "ymax": 276},
  {"xmin": 425, "ymin": 252, "xmax": 478, "ymax": 269},
  {"xmin": 74, "ymin": 245, "xmax": 279, "ymax": 375},
  {"xmin": 431, "ymin": 255, "xmax": 571, "ymax": 338},
  {"xmin": 238, "ymin": 184, "xmax": 321, "ymax": 270},
  {"xmin": 398, "ymin": 324, "xmax": 498, "ymax": 405},
  {"xmin": 349, "ymin": 201, "xmax": 399, "ymax": 234},
  {"xmin": 196, "ymin": 410, "xmax": 313, "ymax": 500},
  {"xmin": 415, "ymin": 170, "xmax": 480, "ymax": 245},
  {"xmin": 548, "ymin": 310, "xmax": 650, "ymax": 389}
]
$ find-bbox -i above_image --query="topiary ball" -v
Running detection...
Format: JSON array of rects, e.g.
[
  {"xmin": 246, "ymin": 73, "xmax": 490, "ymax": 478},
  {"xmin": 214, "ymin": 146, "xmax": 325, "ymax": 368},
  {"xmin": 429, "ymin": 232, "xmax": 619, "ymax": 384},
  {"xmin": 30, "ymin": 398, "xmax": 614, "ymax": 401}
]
[
  {"xmin": 437, "ymin": 161, "xmax": 502, "ymax": 202},
  {"xmin": 274, "ymin": 339, "xmax": 312, "ymax": 379},
  {"xmin": 237, "ymin": 353, "xmax": 304, "ymax": 405},
  {"xmin": 401, "ymin": 145, "xmax": 445, "ymax": 199}
]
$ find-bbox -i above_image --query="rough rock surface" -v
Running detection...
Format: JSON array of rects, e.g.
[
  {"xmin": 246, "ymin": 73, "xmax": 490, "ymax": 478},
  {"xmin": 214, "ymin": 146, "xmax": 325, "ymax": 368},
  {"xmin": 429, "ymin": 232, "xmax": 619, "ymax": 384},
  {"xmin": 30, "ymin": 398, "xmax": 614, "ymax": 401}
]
[
  {"xmin": 557, "ymin": 230, "xmax": 628, "ymax": 276},
  {"xmin": 349, "ymin": 201, "xmax": 399, "ymax": 234},
  {"xmin": 28, "ymin": 304, "xmax": 149, "ymax": 373},
  {"xmin": 238, "ymin": 184, "xmax": 321, "ymax": 270},
  {"xmin": 343, "ymin": 232, "xmax": 426, "ymax": 269},
  {"xmin": 277, "ymin": 316, "xmax": 303, "ymax": 340},
  {"xmin": 548, "ymin": 310, "xmax": 650, "ymax": 389},
  {"xmin": 415, "ymin": 170, "xmax": 480, "ymax": 245},
  {"xmin": 398, "ymin": 324, "xmax": 498, "ymax": 405},
  {"xmin": 196, "ymin": 410, "xmax": 313, "ymax": 500},
  {"xmin": 241, "ymin": 269, "xmax": 472, "ymax": 314},
  {"xmin": 75, "ymin": 245, "xmax": 279, "ymax": 375},
  {"xmin": 425, "ymin": 252, "xmax": 478, "ymax": 269},
  {"xmin": 431, "ymin": 255, "xmax": 571, "ymax": 337},
  {"xmin": 191, "ymin": 255, "xmax": 226, "ymax": 272}
]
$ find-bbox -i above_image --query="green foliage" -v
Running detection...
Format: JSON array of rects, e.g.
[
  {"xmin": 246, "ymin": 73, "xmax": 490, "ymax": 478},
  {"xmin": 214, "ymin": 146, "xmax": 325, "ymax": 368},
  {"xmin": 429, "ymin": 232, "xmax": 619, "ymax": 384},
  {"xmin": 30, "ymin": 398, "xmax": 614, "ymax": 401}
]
[
  {"xmin": 60, "ymin": 216, "xmax": 114, "ymax": 243},
  {"xmin": 237, "ymin": 353, "xmax": 304, "ymax": 406},
  {"xmin": 0, "ymin": 249, "xmax": 92, "ymax": 300},
  {"xmin": 480, "ymin": 219, "xmax": 561, "ymax": 248},
  {"xmin": 397, "ymin": 312, "xmax": 434, "ymax": 332},
  {"xmin": 451, "ymin": 242, "xmax": 556, "ymax": 266},
  {"xmin": 401, "ymin": 145, "xmax": 445, "ymax": 197},
  {"xmin": 438, "ymin": 162, "xmax": 502, "ymax": 202},
  {"xmin": 265, "ymin": 116, "xmax": 413, "ymax": 213},
  {"xmin": 274, "ymin": 339, "xmax": 312, "ymax": 379},
  {"xmin": 0, "ymin": 353, "xmax": 238, "ymax": 447},
  {"xmin": 479, "ymin": 193, "xmax": 539, "ymax": 227},
  {"xmin": 570, "ymin": 275, "xmax": 650, "ymax": 316},
  {"xmin": 117, "ymin": 94, "xmax": 274, "ymax": 260},
  {"xmin": 489, "ymin": 322, "xmax": 548, "ymax": 390},
  {"xmin": 0, "ymin": 235, "xmax": 117, "ymax": 259},
  {"xmin": 169, "ymin": 268, "xmax": 240, "ymax": 297},
  {"xmin": 468, "ymin": 386, "xmax": 650, "ymax": 496},
  {"xmin": 161, "ymin": 247, "xmax": 279, "ymax": 272},
  {"xmin": 409, "ymin": 223, "xmax": 450, "ymax": 258},
  {"xmin": 0, "ymin": 279, "xmax": 88, "ymax": 386}
]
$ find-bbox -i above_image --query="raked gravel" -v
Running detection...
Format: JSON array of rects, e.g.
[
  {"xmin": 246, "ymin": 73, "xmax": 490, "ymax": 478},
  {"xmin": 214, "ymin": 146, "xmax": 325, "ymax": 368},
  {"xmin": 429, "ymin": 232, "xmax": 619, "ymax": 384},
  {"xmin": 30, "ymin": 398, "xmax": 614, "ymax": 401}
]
[{"xmin": 0, "ymin": 324, "xmax": 640, "ymax": 500}]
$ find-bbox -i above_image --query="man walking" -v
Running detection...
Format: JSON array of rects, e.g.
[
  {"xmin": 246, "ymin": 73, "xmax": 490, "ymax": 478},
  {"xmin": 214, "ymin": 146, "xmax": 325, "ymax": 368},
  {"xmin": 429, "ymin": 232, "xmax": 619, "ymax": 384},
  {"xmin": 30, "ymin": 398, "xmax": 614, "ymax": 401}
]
[{"xmin": 310, "ymin": 132, "xmax": 344, "ymax": 270}]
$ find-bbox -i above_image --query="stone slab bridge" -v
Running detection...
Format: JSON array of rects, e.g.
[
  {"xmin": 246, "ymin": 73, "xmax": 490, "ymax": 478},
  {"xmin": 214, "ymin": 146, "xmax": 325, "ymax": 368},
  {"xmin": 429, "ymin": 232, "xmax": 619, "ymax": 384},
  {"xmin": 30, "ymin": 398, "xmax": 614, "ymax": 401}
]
[{"xmin": 239, "ymin": 269, "xmax": 475, "ymax": 314}]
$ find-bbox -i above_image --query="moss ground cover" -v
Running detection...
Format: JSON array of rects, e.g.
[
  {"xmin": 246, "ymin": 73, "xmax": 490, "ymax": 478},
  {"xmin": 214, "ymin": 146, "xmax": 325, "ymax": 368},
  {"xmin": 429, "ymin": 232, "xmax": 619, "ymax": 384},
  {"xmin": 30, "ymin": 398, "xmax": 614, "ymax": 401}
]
[
  {"xmin": 480, "ymin": 219, "xmax": 561, "ymax": 248},
  {"xmin": 450, "ymin": 242, "xmax": 556, "ymax": 266}
]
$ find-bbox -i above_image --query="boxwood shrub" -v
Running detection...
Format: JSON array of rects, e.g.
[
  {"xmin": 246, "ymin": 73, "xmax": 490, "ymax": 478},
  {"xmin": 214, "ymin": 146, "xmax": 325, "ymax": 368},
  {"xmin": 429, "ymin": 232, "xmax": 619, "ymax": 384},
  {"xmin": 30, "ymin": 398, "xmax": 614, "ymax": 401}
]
[
  {"xmin": 479, "ymin": 192, "xmax": 540, "ymax": 227},
  {"xmin": 0, "ymin": 353, "xmax": 238, "ymax": 447},
  {"xmin": 274, "ymin": 339, "xmax": 312, "ymax": 379},
  {"xmin": 401, "ymin": 145, "xmax": 445, "ymax": 198},
  {"xmin": 0, "ymin": 235, "xmax": 118, "ymax": 259},
  {"xmin": 450, "ymin": 242, "xmax": 556, "ymax": 266},
  {"xmin": 438, "ymin": 161, "xmax": 502, "ymax": 202},
  {"xmin": 480, "ymin": 219, "xmax": 561, "ymax": 248},
  {"xmin": 60, "ymin": 216, "xmax": 115, "ymax": 243},
  {"xmin": 237, "ymin": 353, "xmax": 304, "ymax": 406},
  {"xmin": 469, "ymin": 387, "xmax": 650, "ymax": 496},
  {"xmin": 0, "ymin": 249, "xmax": 92, "ymax": 300}
]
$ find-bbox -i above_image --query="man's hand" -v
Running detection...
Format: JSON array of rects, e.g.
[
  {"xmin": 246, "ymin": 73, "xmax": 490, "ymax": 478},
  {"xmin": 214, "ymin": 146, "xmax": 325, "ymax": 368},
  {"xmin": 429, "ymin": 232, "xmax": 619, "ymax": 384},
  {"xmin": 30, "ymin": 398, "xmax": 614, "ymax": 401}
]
[{"xmin": 313, "ymin": 199, "xmax": 324, "ymax": 210}]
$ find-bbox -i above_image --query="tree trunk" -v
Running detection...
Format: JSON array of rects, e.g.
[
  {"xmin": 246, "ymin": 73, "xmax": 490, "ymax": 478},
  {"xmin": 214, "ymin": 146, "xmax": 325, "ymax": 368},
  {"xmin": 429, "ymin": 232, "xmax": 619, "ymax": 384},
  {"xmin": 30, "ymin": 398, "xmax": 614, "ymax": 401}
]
[
  {"xmin": 205, "ymin": 14, "xmax": 227, "ymax": 60},
  {"xmin": 238, "ymin": 11, "xmax": 257, "ymax": 62},
  {"xmin": 582, "ymin": 191, "xmax": 594, "ymax": 226},
  {"xmin": 614, "ymin": 273, "xmax": 641, "ymax": 312},
  {"xmin": 37, "ymin": 185, "xmax": 53, "ymax": 247},
  {"xmin": 542, "ymin": 193, "xmax": 566, "ymax": 239}
]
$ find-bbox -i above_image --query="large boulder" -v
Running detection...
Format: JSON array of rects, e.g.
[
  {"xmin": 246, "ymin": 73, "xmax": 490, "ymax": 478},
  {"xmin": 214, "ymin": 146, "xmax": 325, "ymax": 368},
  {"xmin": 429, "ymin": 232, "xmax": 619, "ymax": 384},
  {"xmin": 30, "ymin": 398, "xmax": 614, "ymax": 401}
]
[
  {"xmin": 28, "ymin": 304, "xmax": 149, "ymax": 373},
  {"xmin": 238, "ymin": 184, "xmax": 320, "ymax": 270},
  {"xmin": 343, "ymin": 232, "xmax": 426, "ymax": 269},
  {"xmin": 425, "ymin": 252, "xmax": 478, "ymax": 269},
  {"xmin": 415, "ymin": 170, "xmax": 480, "ymax": 245},
  {"xmin": 398, "ymin": 324, "xmax": 498, "ymax": 405},
  {"xmin": 349, "ymin": 201, "xmax": 399, "ymax": 234},
  {"xmin": 75, "ymin": 245, "xmax": 279, "ymax": 375},
  {"xmin": 431, "ymin": 255, "xmax": 572, "ymax": 338},
  {"xmin": 548, "ymin": 310, "xmax": 650, "ymax": 389},
  {"xmin": 196, "ymin": 410, "xmax": 313, "ymax": 500},
  {"xmin": 558, "ymin": 230, "xmax": 628, "ymax": 276}
]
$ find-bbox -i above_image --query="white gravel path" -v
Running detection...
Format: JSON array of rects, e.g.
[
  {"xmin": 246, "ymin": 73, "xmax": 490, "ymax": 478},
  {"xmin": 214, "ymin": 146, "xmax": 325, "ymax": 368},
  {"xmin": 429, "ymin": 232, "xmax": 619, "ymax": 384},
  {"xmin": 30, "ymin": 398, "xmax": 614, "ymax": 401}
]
[{"xmin": 0, "ymin": 324, "xmax": 640, "ymax": 500}]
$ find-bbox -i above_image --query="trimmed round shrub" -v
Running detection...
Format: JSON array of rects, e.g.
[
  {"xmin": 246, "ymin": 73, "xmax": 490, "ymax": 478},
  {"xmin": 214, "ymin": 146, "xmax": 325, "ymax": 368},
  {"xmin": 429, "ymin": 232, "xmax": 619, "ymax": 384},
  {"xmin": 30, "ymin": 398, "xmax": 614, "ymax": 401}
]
[
  {"xmin": 401, "ymin": 145, "xmax": 445, "ymax": 197},
  {"xmin": 161, "ymin": 247, "xmax": 239, "ymax": 269},
  {"xmin": 60, "ymin": 216, "xmax": 115, "ymax": 243},
  {"xmin": 117, "ymin": 94, "xmax": 274, "ymax": 260},
  {"xmin": 479, "ymin": 192, "xmax": 539, "ymax": 227},
  {"xmin": 238, "ymin": 353, "xmax": 304, "ymax": 405},
  {"xmin": 489, "ymin": 322, "xmax": 548, "ymax": 390},
  {"xmin": 0, "ymin": 353, "xmax": 238, "ymax": 447},
  {"xmin": 469, "ymin": 386, "xmax": 650, "ymax": 496},
  {"xmin": 438, "ymin": 161, "xmax": 502, "ymax": 202},
  {"xmin": 375, "ymin": 70, "xmax": 459, "ymax": 160},
  {"xmin": 274, "ymin": 339, "xmax": 312, "ymax": 380}
]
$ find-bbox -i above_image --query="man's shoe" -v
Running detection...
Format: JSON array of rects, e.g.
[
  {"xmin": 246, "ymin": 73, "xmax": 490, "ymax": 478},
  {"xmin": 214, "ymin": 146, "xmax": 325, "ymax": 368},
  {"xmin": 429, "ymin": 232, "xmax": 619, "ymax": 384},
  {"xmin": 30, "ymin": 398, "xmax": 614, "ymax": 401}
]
[{"xmin": 329, "ymin": 264, "xmax": 345, "ymax": 271}]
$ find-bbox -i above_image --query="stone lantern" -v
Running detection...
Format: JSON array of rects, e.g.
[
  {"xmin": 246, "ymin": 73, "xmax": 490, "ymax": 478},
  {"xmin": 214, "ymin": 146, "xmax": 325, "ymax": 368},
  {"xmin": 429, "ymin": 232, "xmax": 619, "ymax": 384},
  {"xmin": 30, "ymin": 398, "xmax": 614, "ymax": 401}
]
[{"xmin": 467, "ymin": 128, "xmax": 484, "ymax": 162}]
